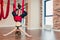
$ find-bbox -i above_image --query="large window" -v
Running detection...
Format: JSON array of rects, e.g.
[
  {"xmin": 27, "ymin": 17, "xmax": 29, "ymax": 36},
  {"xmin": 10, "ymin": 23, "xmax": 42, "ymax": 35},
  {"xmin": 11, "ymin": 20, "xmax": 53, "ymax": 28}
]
[{"xmin": 43, "ymin": 0, "xmax": 53, "ymax": 25}]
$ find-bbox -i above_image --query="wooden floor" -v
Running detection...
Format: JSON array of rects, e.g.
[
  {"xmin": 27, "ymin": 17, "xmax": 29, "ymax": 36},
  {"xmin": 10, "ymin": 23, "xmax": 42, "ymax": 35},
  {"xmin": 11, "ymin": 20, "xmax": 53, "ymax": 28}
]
[
  {"xmin": 0, "ymin": 27, "xmax": 60, "ymax": 40},
  {"xmin": 0, "ymin": 27, "xmax": 41, "ymax": 40}
]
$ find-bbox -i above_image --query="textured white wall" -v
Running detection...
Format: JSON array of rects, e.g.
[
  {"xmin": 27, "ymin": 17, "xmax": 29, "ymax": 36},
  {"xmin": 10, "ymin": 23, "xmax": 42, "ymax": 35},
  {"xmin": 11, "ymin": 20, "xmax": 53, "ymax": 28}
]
[
  {"xmin": 28, "ymin": 0, "xmax": 40, "ymax": 29},
  {"xmin": 0, "ymin": 0, "xmax": 40, "ymax": 30},
  {"xmin": 0, "ymin": 4, "xmax": 15, "ymax": 27}
]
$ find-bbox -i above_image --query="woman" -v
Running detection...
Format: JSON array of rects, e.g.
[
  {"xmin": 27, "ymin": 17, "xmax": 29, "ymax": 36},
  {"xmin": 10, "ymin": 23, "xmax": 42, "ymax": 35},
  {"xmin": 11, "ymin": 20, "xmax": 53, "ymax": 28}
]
[{"xmin": 3, "ymin": 3, "xmax": 32, "ymax": 37}]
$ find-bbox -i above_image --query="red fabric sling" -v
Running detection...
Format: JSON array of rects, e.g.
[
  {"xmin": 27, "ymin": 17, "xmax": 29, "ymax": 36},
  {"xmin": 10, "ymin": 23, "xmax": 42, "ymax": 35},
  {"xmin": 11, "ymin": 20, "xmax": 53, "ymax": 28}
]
[{"xmin": 13, "ymin": 0, "xmax": 24, "ymax": 22}]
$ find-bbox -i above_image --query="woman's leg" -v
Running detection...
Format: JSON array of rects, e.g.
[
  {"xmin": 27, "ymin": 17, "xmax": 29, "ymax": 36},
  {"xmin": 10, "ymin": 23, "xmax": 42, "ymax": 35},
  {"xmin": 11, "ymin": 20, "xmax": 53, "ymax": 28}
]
[
  {"xmin": 19, "ymin": 27, "xmax": 32, "ymax": 37},
  {"xmin": 3, "ymin": 27, "xmax": 17, "ymax": 36}
]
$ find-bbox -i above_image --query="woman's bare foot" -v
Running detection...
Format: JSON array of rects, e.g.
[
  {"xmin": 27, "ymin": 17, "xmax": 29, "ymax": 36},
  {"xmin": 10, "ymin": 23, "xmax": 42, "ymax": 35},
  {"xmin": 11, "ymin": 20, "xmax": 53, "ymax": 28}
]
[{"xmin": 3, "ymin": 34, "xmax": 8, "ymax": 36}]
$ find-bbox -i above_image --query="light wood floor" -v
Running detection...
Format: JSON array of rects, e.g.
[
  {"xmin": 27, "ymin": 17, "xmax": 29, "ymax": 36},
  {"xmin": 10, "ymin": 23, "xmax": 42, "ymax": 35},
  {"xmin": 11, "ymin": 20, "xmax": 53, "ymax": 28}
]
[
  {"xmin": 0, "ymin": 27, "xmax": 41, "ymax": 40},
  {"xmin": 0, "ymin": 27, "xmax": 60, "ymax": 40}
]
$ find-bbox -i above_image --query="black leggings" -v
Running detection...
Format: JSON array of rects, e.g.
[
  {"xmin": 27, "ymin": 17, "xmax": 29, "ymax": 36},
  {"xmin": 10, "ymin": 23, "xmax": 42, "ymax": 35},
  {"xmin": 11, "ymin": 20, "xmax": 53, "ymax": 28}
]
[
  {"xmin": 16, "ymin": 25, "xmax": 22, "ymax": 29},
  {"xmin": 16, "ymin": 26, "xmax": 20, "ymax": 29}
]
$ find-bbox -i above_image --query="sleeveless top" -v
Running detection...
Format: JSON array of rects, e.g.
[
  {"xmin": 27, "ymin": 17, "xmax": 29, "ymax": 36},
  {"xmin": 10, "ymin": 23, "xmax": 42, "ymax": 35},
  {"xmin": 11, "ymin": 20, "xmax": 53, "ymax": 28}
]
[
  {"xmin": 13, "ymin": 9, "xmax": 22, "ymax": 22},
  {"xmin": 12, "ymin": 9, "xmax": 27, "ymax": 22}
]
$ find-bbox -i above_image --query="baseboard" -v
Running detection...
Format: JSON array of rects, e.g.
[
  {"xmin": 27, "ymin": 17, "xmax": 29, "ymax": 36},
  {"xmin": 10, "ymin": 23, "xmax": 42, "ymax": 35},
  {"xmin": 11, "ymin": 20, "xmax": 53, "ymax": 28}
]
[
  {"xmin": 27, "ymin": 27, "xmax": 41, "ymax": 30},
  {"xmin": 0, "ymin": 25, "xmax": 42, "ymax": 30},
  {"xmin": 0, "ymin": 25, "xmax": 15, "ymax": 27}
]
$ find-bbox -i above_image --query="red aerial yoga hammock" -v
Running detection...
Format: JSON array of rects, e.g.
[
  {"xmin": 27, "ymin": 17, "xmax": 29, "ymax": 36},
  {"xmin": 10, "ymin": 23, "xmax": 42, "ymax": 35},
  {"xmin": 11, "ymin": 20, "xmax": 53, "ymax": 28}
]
[
  {"xmin": 0, "ymin": 2, "xmax": 1, "ymax": 20},
  {"xmin": 13, "ymin": 0, "xmax": 24, "ymax": 22},
  {"xmin": 13, "ymin": 0, "xmax": 24, "ymax": 13},
  {"xmin": 22, "ymin": 0, "xmax": 24, "ymax": 13},
  {"xmin": 13, "ymin": 0, "xmax": 16, "ymax": 12},
  {"xmin": 0, "ymin": 0, "xmax": 10, "ymax": 20}
]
